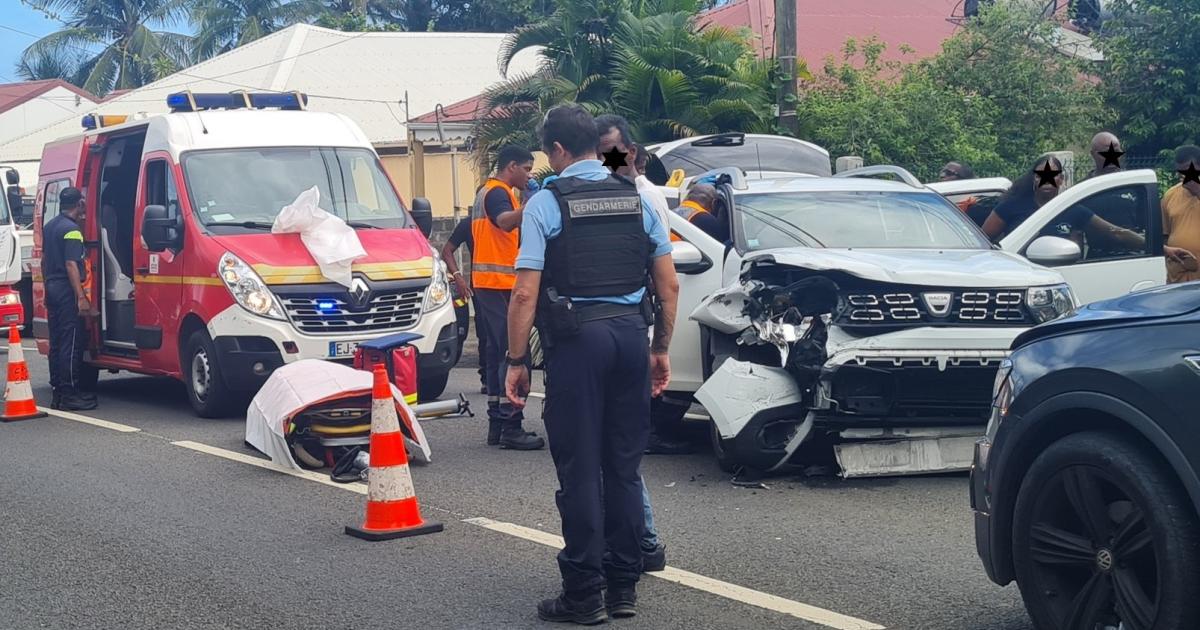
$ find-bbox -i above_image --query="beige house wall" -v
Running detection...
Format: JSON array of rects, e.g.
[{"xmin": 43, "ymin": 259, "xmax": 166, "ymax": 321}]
[{"xmin": 380, "ymin": 149, "xmax": 550, "ymax": 218}]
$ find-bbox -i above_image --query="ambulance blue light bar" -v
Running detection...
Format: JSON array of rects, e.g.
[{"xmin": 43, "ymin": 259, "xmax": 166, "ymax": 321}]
[{"xmin": 166, "ymin": 91, "xmax": 308, "ymax": 112}]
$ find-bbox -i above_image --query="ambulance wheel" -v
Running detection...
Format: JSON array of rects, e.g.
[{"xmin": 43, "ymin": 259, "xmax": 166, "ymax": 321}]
[
  {"xmin": 184, "ymin": 330, "xmax": 238, "ymax": 418},
  {"xmin": 418, "ymin": 370, "xmax": 449, "ymax": 402}
]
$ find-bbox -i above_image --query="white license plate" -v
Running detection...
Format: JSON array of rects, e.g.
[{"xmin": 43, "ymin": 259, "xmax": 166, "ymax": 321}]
[{"xmin": 328, "ymin": 341, "xmax": 360, "ymax": 359}]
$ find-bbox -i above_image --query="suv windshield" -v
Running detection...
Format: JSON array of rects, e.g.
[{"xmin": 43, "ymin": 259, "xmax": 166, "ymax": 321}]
[
  {"xmin": 658, "ymin": 136, "xmax": 832, "ymax": 177},
  {"xmin": 183, "ymin": 147, "xmax": 410, "ymax": 231},
  {"xmin": 736, "ymin": 190, "xmax": 992, "ymax": 251}
]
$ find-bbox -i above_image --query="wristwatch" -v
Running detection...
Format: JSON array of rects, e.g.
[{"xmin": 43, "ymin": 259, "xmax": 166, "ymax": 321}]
[{"xmin": 505, "ymin": 352, "xmax": 527, "ymax": 367}]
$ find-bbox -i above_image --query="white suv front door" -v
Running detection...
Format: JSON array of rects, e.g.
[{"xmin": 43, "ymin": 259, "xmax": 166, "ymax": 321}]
[
  {"xmin": 999, "ymin": 170, "xmax": 1164, "ymax": 305},
  {"xmin": 665, "ymin": 214, "xmax": 726, "ymax": 392}
]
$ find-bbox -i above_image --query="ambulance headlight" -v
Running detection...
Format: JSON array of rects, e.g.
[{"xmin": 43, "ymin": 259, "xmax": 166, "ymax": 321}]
[
  {"xmin": 0, "ymin": 292, "xmax": 20, "ymax": 306},
  {"xmin": 423, "ymin": 258, "xmax": 450, "ymax": 312},
  {"xmin": 218, "ymin": 252, "xmax": 285, "ymax": 320}
]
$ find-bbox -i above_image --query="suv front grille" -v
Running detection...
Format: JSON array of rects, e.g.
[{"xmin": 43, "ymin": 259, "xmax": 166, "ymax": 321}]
[
  {"xmin": 842, "ymin": 289, "xmax": 1029, "ymax": 326},
  {"xmin": 282, "ymin": 289, "xmax": 425, "ymax": 335}
]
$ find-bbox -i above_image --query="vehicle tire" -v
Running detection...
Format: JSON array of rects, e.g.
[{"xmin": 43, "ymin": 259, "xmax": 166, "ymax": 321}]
[
  {"xmin": 418, "ymin": 370, "xmax": 450, "ymax": 402},
  {"xmin": 1011, "ymin": 431, "xmax": 1200, "ymax": 630},
  {"xmin": 183, "ymin": 330, "xmax": 239, "ymax": 418},
  {"xmin": 709, "ymin": 420, "xmax": 740, "ymax": 474}
]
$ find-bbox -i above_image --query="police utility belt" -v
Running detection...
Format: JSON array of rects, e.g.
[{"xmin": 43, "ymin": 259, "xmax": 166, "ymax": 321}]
[{"xmin": 539, "ymin": 287, "xmax": 654, "ymax": 341}]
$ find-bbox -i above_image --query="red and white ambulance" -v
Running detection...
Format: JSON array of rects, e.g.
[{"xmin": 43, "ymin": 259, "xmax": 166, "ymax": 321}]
[{"xmin": 31, "ymin": 92, "xmax": 458, "ymax": 417}]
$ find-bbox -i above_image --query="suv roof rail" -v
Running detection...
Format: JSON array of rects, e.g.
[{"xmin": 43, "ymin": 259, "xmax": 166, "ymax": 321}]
[{"xmin": 834, "ymin": 165, "xmax": 924, "ymax": 189}]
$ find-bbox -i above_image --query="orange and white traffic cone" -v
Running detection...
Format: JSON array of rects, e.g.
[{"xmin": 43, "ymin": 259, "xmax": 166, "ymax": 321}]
[
  {"xmin": 3, "ymin": 325, "xmax": 47, "ymax": 422},
  {"xmin": 345, "ymin": 363, "xmax": 443, "ymax": 541}
]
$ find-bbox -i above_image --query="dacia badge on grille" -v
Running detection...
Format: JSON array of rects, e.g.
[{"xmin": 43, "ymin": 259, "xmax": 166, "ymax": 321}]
[{"xmin": 922, "ymin": 292, "xmax": 953, "ymax": 317}]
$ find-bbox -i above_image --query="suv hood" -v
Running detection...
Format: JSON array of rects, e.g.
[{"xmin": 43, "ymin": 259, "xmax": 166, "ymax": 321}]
[
  {"xmin": 748, "ymin": 248, "xmax": 1064, "ymax": 288},
  {"xmin": 1015, "ymin": 282, "xmax": 1200, "ymax": 347}
]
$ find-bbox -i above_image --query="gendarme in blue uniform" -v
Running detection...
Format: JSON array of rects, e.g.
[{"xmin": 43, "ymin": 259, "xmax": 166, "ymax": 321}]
[{"xmin": 517, "ymin": 159, "xmax": 670, "ymax": 601}]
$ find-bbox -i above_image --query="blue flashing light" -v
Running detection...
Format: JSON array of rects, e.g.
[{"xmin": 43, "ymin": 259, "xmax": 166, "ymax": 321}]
[
  {"xmin": 166, "ymin": 91, "xmax": 309, "ymax": 113},
  {"xmin": 317, "ymin": 300, "xmax": 337, "ymax": 311},
  {"xmin": 81, "ymin": 114, "xmax": 97, "ymax": 130}
]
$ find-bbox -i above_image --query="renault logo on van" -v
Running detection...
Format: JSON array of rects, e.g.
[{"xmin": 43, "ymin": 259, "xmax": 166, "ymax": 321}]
[
  {"xmin": 922, "ymin": 292, "xmax": 953, "ymax": 317},
  {"xmin": 349, "ymin": 277, "xmax": 371, "ymax": 309}
]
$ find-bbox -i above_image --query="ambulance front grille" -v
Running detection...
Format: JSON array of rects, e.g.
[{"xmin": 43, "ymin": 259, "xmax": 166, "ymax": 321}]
[{"xmin": 282, "ymin": 289, "xmax": 425, "ymax": 335}]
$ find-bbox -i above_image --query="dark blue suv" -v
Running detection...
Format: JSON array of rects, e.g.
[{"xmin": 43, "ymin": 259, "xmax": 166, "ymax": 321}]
[{"xmin": 971, "ymin": 283, "xmax": 1200, "ymax": 629}]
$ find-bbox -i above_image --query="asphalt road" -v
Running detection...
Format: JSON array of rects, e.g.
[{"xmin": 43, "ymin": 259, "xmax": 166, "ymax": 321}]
[{"xmin": 0, "ymin": 344, "xmax": 1035, "ymax": 630}]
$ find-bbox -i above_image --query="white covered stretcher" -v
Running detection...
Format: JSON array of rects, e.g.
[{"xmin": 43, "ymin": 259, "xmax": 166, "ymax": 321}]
[{"xmin": 245, "ymin": 359, "xmax": 431, "ymax": 471}]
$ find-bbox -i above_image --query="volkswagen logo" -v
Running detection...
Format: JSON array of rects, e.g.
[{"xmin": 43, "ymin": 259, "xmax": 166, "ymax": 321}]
[
  {"xmin": 922, "ymin": 292, "xmax": 953, "ymax": 317},
  {"xmin": 349, "ymin": 277, "xmax": 371, "ymax": 309},
  {"xmin": 1096, "ymin": 548, "xmax": 1115, "ymax": 572}
]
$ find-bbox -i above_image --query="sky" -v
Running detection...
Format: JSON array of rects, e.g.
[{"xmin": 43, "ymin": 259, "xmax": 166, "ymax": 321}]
[{"xmin": 0, "ymin": 3, "xmax": 188, "ymax": 89}]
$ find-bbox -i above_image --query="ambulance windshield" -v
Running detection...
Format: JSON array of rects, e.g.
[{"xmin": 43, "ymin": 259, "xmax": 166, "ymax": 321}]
[{"xmin": 182, "ymin": 147, "xmax": 411, "ymax": 231}]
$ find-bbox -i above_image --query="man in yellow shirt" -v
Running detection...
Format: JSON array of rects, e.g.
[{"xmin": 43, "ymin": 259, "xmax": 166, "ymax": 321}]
[{"xmin": 1162, "ymin": 145, "xmax": 1200, "ymax": 284}]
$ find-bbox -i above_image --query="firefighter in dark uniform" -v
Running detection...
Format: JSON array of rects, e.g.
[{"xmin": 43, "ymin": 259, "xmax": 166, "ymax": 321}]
[
  {"xmin": 505, "ymin": 104, "xmax": 680, "ymax": 624},
  {"xmin": 42, "ymin": 187, "xmax": 97, "ymax": 411}
]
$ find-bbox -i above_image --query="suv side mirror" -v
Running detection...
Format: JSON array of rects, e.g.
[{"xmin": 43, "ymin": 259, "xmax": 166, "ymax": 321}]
[
  {"xmin": 142, "ymin": 204, "xmax": 181, "ymax": 252},
  {"xmin": 1027, "ymin": 235, "xmax": 1082, "ymax": 266},
  {"xmin": 671, "ymin": 240, "xmax": 711, "ymax": 274},
  {"xmin": 411, "ymin": 197, "xmax": 433, "ymax": 238}
]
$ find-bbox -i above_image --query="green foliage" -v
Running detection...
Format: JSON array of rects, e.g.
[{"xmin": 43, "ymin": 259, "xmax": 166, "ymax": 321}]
[
  {"xmin": 192, "ymin": 0, "xmax": 319, "ymax": 60},
  {"xmin": 1096, "ymin": 0, "xmax": 1200, "ymax": 152},
  {"xmin": 19, "ymin": 0, "xmax": 194, "ymax": 96},
  {"xmin": 472, "ymin": 0, "xmax": 774, "ymax": 170},
  {"xmin": 794, "ymin": 4, "xmax": 1111, "ymax": 181}
]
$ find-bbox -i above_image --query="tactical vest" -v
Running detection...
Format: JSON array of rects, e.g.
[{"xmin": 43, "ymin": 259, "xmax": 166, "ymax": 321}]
[{"xmin": 542, "ymin": 174, "xmax": 649, "ymax": 299}]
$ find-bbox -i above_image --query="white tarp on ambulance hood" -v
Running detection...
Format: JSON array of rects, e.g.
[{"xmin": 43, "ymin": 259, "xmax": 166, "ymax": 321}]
[
  {"xmin": 245, "ymin": 359, "xmax": 432, "ymax": 471},
  {"xmin": 271, "ymin": 187, "xmax": 367, "ymax": 288}
]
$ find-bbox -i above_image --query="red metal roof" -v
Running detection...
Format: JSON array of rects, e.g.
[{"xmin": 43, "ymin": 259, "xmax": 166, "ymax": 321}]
[
  {"xmin": 699, "ymin": 0, "xmax": 963, "ymax": 66},
  {"xmin": 0, "ymin": 79, "xmax": 99, "ymax": 114},
  {"xmin": 410, "ymin": 94, "xmax": 490, "ymax": 124}
]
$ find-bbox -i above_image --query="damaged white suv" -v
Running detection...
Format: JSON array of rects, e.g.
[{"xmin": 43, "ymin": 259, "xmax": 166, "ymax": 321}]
[{"xmin": 663, "ymin": 166, "xmax": 1076, "ymax": 477}]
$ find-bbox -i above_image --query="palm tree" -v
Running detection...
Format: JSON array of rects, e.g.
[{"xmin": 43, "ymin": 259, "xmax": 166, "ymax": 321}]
[
  {"xmin": 15, "ymin": 46, "xmax": 87, "ymax": 82},
  {"xmin": 473, "ymin": 0, "xmax": 774, "ymax": 168},
  {"xmin": 192, "ymin": 0, "xmax": 318, "ymax": 60},
  {"xmin": 19, "ymin": 0, "xmax": 193, "ymax": 96}
]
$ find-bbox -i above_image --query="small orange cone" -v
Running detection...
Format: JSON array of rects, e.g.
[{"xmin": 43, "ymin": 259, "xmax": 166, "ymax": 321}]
[
  {"xmin": 345, "ymin": 363, "xmax": 443, "ymax": 541},
  {"xmin": 3, "ymin": 326, "xmax": 46, "ymax": 422}
]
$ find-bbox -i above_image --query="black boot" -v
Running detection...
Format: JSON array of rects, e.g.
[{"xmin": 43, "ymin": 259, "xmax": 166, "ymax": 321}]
[
  {"xmin": 644, "ymin": 431, "xmax": 694, "ymax": 455},
  {"xmin": 537, "ymin": 592, "xmax": 607, "ymax": 625},
  {"xmin": 605, "ymin": 585, "xmax": 638, "ymax": 619},
  {"xmin": 487, "ymin": 420, "xmax": 503, "ymax": 446},
  {"xmin": 58, "ymin": 393, "xmax": 97, "ymax": 411},
  {"xmin": 642, "ymin": 543, "xmax": 666, "ymax": 572},
  {"xmin": 499, "ymin": 422, "xmax": 545, "ymax": 450}
]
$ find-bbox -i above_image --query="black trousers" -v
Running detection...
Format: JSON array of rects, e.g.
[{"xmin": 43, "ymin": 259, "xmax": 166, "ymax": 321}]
[
  {"xmin": 474, "ymin": 288, "xmax": 523, "ymax": 424},
  {"xmin": 45, "ymin": 281, "xmax": 86, "ymax": 396},
  {"xmin": 543, "ymin": 314, "xmax": 650, "ymax": 595},
  {"xmin": 474, "ymin": 302, "xmax": 489, "ymax": 385}
]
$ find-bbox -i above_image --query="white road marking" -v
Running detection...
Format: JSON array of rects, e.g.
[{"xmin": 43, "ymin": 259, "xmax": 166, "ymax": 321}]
[
  {"xmin": 464, "ymin": 517, "xmax": 885, "ymax": 630},
  {"xmin": 41, "ymin": 407, "xmax": 141, "ymax": 433},
  {"xmin": 528, "ymin": 391, "xmax": 545, "ymax": 399},
  {"xmin": 529, "ymin": 392, "xmax": 710, "ymax": 421},
  {"xmin": 52, "ymin": 416, "xmax": 885, "ymax": 630}
]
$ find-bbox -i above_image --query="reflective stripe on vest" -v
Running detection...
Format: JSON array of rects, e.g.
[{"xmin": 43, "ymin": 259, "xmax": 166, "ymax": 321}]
[
  {"xmin": 471, "ymin": 178, "xmax": 520, "ymax": 290},
  {"xmin": 670, "ymin": 200, "xmax": 710, "ymax": 242}
]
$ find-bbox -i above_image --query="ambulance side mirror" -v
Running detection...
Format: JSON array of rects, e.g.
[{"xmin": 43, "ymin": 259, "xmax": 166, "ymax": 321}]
[
  {"xmin": 142, "ymin": 204, "xmax": 180, "ymax": 252},
  {"xmin": 4, "ymin": 171, "xmax": 17, "ymax": 186},
  {"xmin": 411, "ymin": 197, "xmax": 433, "ymax": 238}
]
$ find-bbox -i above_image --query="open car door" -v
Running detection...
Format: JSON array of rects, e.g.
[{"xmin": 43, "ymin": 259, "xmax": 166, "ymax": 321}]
[{"xmin": 998, "ymin": 169, "xmax": 1163, "ymax": 305}]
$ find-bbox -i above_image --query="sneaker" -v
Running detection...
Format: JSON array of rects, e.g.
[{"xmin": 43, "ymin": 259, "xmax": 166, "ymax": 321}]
[
  {"xmin": 537, "ymin": 592, "xmax": 607, "ymax": 625},
  {"xmin": 605, "ymin": 586, "xmax": 638, "ymax": 619},
  {"xmin": 642, "ymin": 543, "xmax": 666, "ymax": 572}
]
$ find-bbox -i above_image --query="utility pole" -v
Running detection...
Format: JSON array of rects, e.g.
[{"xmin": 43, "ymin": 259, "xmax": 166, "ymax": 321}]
[{"xmin": 775, "ymin": 0, "xmax": 799, "ymax": 136}]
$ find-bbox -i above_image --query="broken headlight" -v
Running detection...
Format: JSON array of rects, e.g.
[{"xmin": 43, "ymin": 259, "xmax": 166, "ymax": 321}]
[{"xmin": 1026, "ymin": 284, "xmax": 1075, "ymax": 324}]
